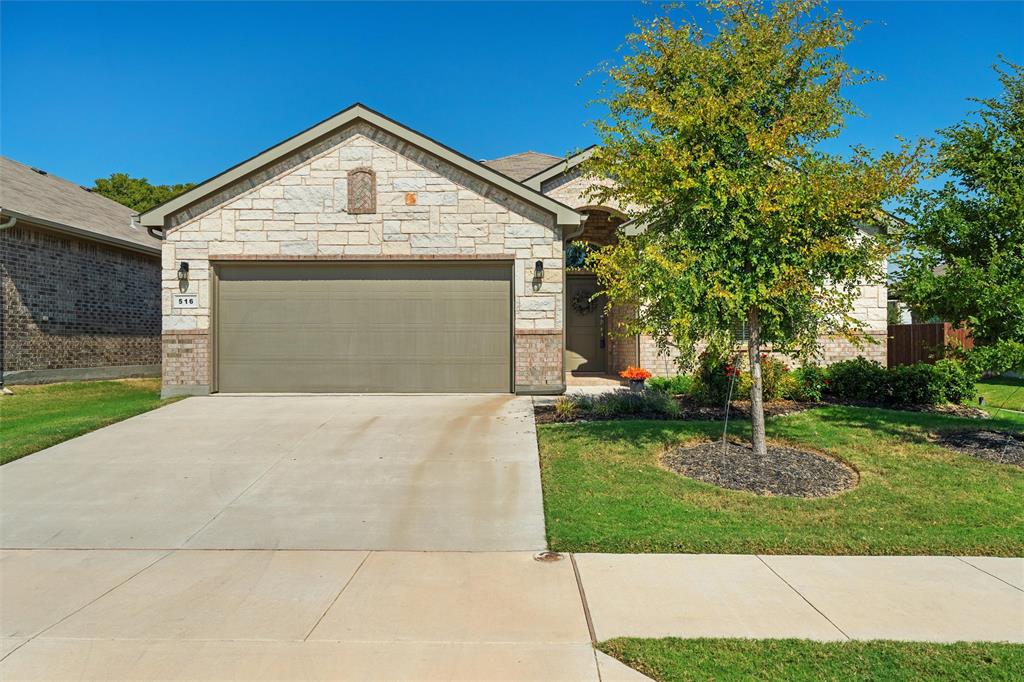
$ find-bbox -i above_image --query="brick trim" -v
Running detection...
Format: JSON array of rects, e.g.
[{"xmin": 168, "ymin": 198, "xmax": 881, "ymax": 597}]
[
  {"xmin": 162, "ymin": 329, "xmax": 209, "ymax": 336},
  {"xmin": 515, "ymin": 329, "xmax": 562, "ymax": 336},
  {"xmin": 208, "ymin": 254, "xmax": 517, "ymax": 262}
]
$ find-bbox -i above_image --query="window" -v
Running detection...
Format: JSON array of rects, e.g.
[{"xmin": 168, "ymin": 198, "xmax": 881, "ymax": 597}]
[{"xmin": 731, "ymin": 321, "xmax": 750, "ymax": 343}]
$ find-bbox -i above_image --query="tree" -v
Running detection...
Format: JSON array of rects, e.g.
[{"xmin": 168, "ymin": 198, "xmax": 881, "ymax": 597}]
[
  {"xmin": 586, "ymin": 0, "xmax": 924, "ymax": 455},
  {"xmin": 92, "ymin": 173, "xmax": 194, "ymax": 213},
  {"xmin": 892, "ymin": 61, "xmax": 1024, "ymax": 373}
]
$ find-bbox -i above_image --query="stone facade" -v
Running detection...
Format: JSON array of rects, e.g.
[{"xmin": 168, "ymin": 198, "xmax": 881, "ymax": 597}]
[
  {"xmin": 541, "ymin": 167, "xmax": 625, "ymax": 215},
  {"xmin": 540, "ymin": 171, "xmax": 890, "ymax": 376},
  {"xmin": 636, "ymin": 280, "xmax": 890, "ymax": 376},
  {"xmin": 161, "ymin": 122, "xmax": 565, "ymax": 395},
  {"xmin": 1, "ymin": 224, "xmax": 161, "ymax": 381}
]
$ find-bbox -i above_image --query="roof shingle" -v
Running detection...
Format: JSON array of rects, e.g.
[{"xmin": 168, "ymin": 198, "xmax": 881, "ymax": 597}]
[
  {"xmin": 0, "ymin": 156, "xmax": 159, "ymax": 253},
  {"xmin": 481, "ymin": 151, "xmax": 561, "ymax": 182}
]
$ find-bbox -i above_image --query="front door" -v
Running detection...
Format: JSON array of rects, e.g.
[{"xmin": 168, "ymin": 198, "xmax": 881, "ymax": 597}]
[{"xmin": 565, "ymin": 274, "xmax": 606, "ymax": 372}]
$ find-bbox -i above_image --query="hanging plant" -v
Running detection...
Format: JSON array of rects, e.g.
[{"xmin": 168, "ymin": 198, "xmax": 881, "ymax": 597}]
[{"xmin": 565, "ymin": 241, "xmax": 598, "ymax": 270}]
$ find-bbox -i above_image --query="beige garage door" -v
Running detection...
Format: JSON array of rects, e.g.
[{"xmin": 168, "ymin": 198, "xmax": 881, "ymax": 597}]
[{"xmin": 215, "ymin": 262, "xmax": 512, "ymax": 393}]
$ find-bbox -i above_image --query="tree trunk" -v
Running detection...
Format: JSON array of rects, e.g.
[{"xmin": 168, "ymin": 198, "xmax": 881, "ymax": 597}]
[{"xmin": 747, "ymin": 307, "xmax": 768, "ymax": 457}]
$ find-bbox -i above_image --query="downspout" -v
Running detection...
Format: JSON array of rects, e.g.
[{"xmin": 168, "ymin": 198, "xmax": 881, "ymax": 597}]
[{"xmin": 0, "ymin": 212, "xmax": 16, "ymax": 392}]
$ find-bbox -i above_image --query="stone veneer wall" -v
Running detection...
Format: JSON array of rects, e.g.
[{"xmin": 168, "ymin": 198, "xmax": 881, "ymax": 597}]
[
  {"xmin": 162, "ymin": 122, "xmax": 565, "ymax": 395},
  {"xmin": 1, "ymin": 224, "xmax": 160, "ymax": 379},
  {"xmin": 538, "ymin": 168, "xmax": 890, "ymax": 376},
  {"xmin": 638, "ymin": 281, "xmax": 890, "ymax": 376},
  {"xmin": 541, "ymin": 167, "xmax": 625, "ymax": 215}
]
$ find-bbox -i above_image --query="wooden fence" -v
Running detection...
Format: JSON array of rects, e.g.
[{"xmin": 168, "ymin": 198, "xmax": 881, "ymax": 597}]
[{"xmin": 887, "ymin": 323, "xmax": 973, "ymax": 367}]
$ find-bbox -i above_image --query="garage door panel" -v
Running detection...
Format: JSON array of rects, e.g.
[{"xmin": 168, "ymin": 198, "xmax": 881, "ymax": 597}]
[{"xmin": 215, "ymin": 262, "xmax": 512, "ymax": 393}]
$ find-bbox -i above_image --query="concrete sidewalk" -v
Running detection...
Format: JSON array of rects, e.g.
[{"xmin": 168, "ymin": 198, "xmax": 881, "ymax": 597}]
[{"xmin": 1, "ymin": 550, "xmax": 1021, "ymax": 680}]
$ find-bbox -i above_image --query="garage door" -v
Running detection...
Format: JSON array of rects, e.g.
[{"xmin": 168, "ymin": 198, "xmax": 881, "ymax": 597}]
[{"xmin": 215, "ymin": 262, "xmax": 512, "ymax": 393}]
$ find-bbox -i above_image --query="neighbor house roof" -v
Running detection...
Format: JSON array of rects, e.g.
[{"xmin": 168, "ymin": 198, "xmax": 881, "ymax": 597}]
[
  {"xmin": 0, "ymin": 156, "xmax": 159, "ymax": 255},
  {"xmin": 140, "ymin": 104, "xmax": 583, "ymax": 229},
  {"xmin": 481, "ymin": 151, "xmax": 561, "ymax": 182}
]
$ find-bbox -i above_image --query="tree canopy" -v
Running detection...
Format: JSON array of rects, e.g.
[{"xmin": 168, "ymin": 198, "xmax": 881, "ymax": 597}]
[
  {"xmin": 891, "ymin": 61, "xmax": 1023, "ymax": 371},
  {"xmin": 92, "ymin": 173, "xmax": 194, "ymax": 213},
  {"xmin": 585, "ymin": 0, "xmax": 924, "ymax": 454}
]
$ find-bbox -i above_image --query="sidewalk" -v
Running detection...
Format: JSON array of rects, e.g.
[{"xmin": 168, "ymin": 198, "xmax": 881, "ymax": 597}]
[{"xmin": 1, "ymin": 551, "xmax": 1021, "ymax": 680}]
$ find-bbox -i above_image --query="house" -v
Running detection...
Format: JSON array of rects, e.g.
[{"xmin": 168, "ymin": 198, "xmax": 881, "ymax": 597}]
[
  {"xmin": 0, "ymin": 157, "xmax": 162, "ymax": 385},
  {"xmin": 139, "ymin": 104, "xmax": 886, "ymax": 397}
]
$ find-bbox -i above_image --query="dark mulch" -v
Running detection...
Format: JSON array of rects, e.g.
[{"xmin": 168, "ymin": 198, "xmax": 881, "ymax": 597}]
[
  {"xmin": 662, "ymin": 440, "xmax": 858, "ymax": 497},
  {"xmin": 934, "ymin": 430, "xmax": 1024, "ymax": 468},
  {"xmin": 827, "ymin": 399, "xmax": 990, "ymax": 420},
  {"xmin": 533, "ymin": 397, "xmax": 815, "ymax": 424},
  {"xmin": 535, "ymin": 395, "xmax": 989, "ymax": 424}
]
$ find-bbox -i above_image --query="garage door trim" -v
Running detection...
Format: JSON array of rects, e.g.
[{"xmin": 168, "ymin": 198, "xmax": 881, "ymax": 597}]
[{"xmin": 210, "ymin": 259, "xmax": 515, "ymax": 394}]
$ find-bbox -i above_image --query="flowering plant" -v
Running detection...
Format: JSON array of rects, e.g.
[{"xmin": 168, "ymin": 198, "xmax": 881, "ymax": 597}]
[{"xmin": 620, "ymin": 366, "xmax": 652, "ymax": 381}]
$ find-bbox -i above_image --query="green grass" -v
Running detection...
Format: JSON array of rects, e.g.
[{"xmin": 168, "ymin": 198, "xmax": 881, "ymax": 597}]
[
  {"xmin": 0, "ymin": 379, "xmax": 182, "ymax": 465},
  {"xmin": 978, "ymin": 376, "xmax": 1024, "ymax": 413},
  {"xmin": 599, "ymin": 638, "xmax": 1024, "ymax": 682},
  {"xmin": 538, "ymin": 405, "xmax": 1024, "ymax": 555}
]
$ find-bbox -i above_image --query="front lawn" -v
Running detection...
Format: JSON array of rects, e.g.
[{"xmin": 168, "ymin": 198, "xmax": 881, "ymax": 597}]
[
  {"xmin": 0, "ymin": 379, "xmax": 181, "ymax": 465},
  {"xmin": 538, "ymin": 405, "xmax": 1024, "ymax": 555},
  {"xmin": 599, "ymin": 638, "xmax": 1024, "ymax": 682},
  {"xmin": 978, "ymin": 376, "xmax": 1024, "ymax": 412}
]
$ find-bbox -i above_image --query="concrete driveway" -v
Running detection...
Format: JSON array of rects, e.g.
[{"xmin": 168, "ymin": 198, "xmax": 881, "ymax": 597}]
[{"xmin": 0, "ymin": 395, "xmax": 547, "ymax": 551}]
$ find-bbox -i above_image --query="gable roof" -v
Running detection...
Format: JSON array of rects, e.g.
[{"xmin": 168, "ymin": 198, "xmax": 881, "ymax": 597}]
[
  {"xmin": 481, "ymin": 151, "xmax": 561, "ymax": 181},
  {"xmin": 0, "ymin": 156, "xmax": 159, "ymax": 255},
  {"xmin": 140, "ymin": 104, "xmax": 582, "ymax": 229},
  {"xmin": 522, "ymin": 146, "xmax": 597, "ymax": 191}
]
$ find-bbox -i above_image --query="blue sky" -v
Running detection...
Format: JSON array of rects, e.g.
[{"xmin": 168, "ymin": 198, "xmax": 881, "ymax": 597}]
[{"xmin": 1, "ymin": 1, "xmax": 1021, "ymax": 187}]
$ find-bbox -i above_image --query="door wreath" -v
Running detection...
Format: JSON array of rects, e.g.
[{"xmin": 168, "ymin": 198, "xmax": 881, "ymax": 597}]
[{"xmin": 571, "ymin": 290, "xmax": 598, "ymax": 315}]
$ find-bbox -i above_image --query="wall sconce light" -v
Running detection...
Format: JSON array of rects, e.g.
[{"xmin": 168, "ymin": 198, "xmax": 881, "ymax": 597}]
[
  {"xmin": 177, "ymin": 262, "xmax": 189, "ymax": 291},
  {"xmin": 532, "ymin": 260, "xmax": 544, "ymax": 292}
]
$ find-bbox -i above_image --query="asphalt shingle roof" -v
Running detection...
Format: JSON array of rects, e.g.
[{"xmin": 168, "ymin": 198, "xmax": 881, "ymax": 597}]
[
  {"xmin": 0, "ymin": 156, "xmax": 159, "ymax": 253},
  {"xmin": 481, "ymin": 151, "xmax": 561, "ymax": 182}
]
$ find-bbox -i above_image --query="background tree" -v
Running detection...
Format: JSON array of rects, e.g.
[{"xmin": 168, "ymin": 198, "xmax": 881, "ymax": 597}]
[
  {"xmin": 586, "ymin": 0, "xmax": 924, "ymax": 455},
  {"xmin": 92, "ymin": 173, "xmax": 194, "ymax": 213},
  {"xmin": 891, "ymin": 62, "xmax": 1024, "ymax": 374}
]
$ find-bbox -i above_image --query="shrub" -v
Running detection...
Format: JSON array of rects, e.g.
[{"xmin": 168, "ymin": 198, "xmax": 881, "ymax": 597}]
[
  {"xmin": 692, "ymin": 352, "xmax": 744, "ymax": 405},
  {"xmin": 788, "ymin": 364, "xmax": 828, "ymax": 402},
  {"xmin": 887, "ymin": 363, "xmax": 947, "ymax": 405},
  {"xmin": 759, "ymin": 355, "xmax": 790, "ymax": 401},
  {"xmin": 826, "ymin": 357, "xmax": 889, "ymax": 402},
  {"xmin": 933, "ymin": 359, "xmax": 978, "ymax": 404},
  {"xmin": 559, "ymin": 390, "xmax": 680, "ymax": 420},
  {"xmin": 647, "ymin": 374, "xmax": 693, "ymax": 395},
  {"xmin": 553, "ymin": 397, "xmax": 578, "ymax": 420}
]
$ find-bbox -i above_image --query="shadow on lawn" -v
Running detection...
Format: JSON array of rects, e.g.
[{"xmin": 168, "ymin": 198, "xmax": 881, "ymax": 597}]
[{"xmin": 548, "ymin": 405, "xmax": 1024, "ymax": 453}]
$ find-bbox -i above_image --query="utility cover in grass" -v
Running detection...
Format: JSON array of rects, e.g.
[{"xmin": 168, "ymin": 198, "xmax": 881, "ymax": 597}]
[
  {"xmin": 935, "ymin": 430, "xmax": 1024, "ymax": 467},
  {"xmin": 663, "ymin": 441, "xmax": 857, "ymax": 497}
]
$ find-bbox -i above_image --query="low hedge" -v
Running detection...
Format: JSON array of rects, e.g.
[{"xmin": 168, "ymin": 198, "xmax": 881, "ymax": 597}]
[
  {"xmin": 824, "ymin": 357, "xmax": 977, "ymax": 406},
  {"xmin": 650, "ymin": 356, "xmax": 977, "ymax": 407}
]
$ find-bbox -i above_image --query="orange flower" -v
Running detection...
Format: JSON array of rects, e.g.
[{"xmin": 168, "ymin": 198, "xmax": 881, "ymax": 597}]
[{"xmin": 619, "ymin": 366, "xmax": 652, "ymax": 380}]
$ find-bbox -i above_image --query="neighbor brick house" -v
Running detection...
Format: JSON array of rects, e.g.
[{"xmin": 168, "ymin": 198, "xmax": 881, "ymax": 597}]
[
  {"xmin": 139, "ymin": 104, "xmax": 886, "ymax": 397},
  {"xmin": 1, "ymin": 157, "xmax": 162, "ymax": 384}
]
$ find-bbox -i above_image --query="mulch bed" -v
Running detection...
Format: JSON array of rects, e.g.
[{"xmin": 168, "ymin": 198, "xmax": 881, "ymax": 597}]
[
  {"xmin": 533, "ymin": 397, "xmax": 815, "ymax": 424},
  {"xmin": 534, "ymin": 395, "xmax": 990, "ymax": 424},
  {"xmin": 662, "ymin": 440, "xmax": 858, "ymax": 497},
  {"xmin": 828, "ymin": 399, "xmax": 990, "ymax": 420},
  {"xmin": 933, "ymin": 430, "xmax": 1024, "ymax": 468}
]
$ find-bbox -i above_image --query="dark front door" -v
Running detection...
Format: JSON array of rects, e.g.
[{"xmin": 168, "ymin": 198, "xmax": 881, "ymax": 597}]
[{"xmin": 565, "ymin": 274, "xmax": 606, "ymax": 372}]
